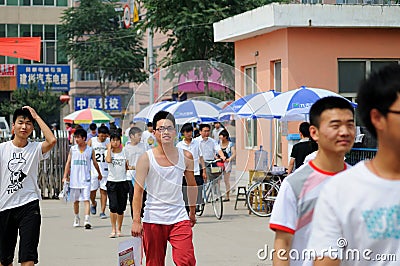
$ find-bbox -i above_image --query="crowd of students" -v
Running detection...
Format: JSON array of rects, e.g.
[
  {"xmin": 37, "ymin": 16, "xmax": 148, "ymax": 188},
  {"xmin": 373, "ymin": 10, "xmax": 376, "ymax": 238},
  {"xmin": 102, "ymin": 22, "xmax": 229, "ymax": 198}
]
[{"xmin": 3, "ymin": 64, "xmax": 400, "ymax": 266}]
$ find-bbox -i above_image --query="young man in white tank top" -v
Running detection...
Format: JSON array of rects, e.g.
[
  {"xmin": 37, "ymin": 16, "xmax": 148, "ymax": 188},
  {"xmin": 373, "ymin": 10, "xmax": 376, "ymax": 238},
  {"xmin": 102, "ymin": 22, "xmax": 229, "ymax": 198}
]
[{"xmin": 131, "ymin": 111, "xmax": 197, "ymax": 266}]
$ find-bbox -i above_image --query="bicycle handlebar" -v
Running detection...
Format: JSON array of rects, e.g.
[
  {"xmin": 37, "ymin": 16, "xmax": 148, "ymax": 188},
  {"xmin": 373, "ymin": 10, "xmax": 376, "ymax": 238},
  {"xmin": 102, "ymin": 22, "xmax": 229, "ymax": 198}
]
[{"xmin": 204, "ymin": 159, "xmax": 223, "ymax": 164}]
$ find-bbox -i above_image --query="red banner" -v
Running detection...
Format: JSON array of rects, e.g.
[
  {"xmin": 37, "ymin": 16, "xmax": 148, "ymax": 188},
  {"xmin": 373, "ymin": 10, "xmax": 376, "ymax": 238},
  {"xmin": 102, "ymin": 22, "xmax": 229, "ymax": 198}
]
[
  {"xmin": 0, "ymin": 64, "xmax": 15, "ymax": 76},
  {"xmin": 0, "ymin": 37, "xmax": 41, "ymax": 61}
]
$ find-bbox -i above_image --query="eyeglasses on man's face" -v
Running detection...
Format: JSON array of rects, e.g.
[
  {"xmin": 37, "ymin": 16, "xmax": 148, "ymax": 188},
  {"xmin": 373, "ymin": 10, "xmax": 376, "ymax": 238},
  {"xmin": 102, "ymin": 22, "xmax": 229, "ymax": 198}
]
[
  {"xmin": 387, "ymin": 109, "xmax": 400, "ymax": 115},
  {"xmin": 155, "ymin": 126, "xmax": 175, "ymax": 133}
]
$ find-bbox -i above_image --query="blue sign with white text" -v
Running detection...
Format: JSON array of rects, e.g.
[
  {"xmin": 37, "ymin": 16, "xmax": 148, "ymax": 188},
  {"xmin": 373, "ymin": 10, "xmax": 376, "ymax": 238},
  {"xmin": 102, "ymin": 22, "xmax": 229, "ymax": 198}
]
[
  {"xmin": 16, "ymin": 65, "xmax": 70, "ymax": 91},
  {"xmin": 74, "ymin": 96, "xmax": 122, "ymax": 111}
]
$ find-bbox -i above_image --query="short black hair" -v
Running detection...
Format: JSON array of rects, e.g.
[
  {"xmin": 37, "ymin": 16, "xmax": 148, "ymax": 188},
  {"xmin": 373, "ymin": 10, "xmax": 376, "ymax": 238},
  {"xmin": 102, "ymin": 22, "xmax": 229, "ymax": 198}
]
[
  {"xmin": 309, "ymin": 96, "xmax": 354, "ymax": 128},
  {"xmin": 97, "ymin": 125, "xmax": 109, "ymax": 135},
  {"xmin": 299, "ymin": 122, "xmax": 311, "ymax": 138},
  {"xmin": 89, "ymin": 123, "xmax": 97, "ymax": 131},
  {"xmin": 146, "ymin": 122, "xmax": 153, "ymax": 128},
  {"xmin": 219, "ymin": 129, "xmax": 230, "ymax": 139},
  {"xmin": 180, "ymin": 123, "xmax": 193, "ymax": 134},
  {"xmin": 357, "ymin": 63, "xmax": 400, "ymax": 139},
  {"xmin": 199, "ymin": 124, "xmax": 211, "ymax": 131},
  {"xmin": 110, "ymin": 131, "xmax": 121, "ymax": 142},
  {"xmin": 13, "ymin": 108, "xmax": 34, "ymax": 124},
  {"xmin": 152, "ymin": 111, "xmax": 176, "ymax": 129},
  {"xmin": 74, "ymin": 128, "xmax": 87, "ymax": 140},
  {"xmin": 129, "ymin": 127, "xmax": 142, "ymax": 136}
]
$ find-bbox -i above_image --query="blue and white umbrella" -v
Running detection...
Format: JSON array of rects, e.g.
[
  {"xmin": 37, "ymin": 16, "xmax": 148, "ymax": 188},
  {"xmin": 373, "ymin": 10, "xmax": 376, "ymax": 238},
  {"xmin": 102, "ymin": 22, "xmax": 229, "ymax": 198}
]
[
  {"xmin": 164, "ymin": 100, "xmax": 221, "ymax": 124},
  {"xmin": 253, "ymin": 86, "xmax": 356, "ymax": 121},
  {"xmin": 219, "ymin": 90, "xmax": 280, "ymax": 120},
  {"xmin": 133, "ymin": 101, "xmax": 176, "ymax": 123}
]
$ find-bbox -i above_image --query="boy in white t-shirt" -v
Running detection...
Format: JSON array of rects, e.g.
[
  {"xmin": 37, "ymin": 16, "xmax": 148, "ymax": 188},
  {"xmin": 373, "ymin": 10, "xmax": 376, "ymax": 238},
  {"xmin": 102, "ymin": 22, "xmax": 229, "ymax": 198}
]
[
  {"xmin": 105, "ymin": 132, "xmax": 128, "ymax": 238},
  {"xmin": 63, "ymin": 128, "xmax": 102, "ymax": 229},
  {"xmin": 0, "ymin": 106, "xmax": 56, "ymax": 266},
  {"xmin": 141, "ymin": 122, "xmax": 157, "ymax": 150},
  {"xmin": 308, "ymin": 64, "xmax": 400, "ymax": 266},
  {"xmin": 269, "ymin": 97, "xmax": 355, "ymax": 266},
  {"xmin": 124, "ymin": 127, "xmax": 146, "ymax": 218}
]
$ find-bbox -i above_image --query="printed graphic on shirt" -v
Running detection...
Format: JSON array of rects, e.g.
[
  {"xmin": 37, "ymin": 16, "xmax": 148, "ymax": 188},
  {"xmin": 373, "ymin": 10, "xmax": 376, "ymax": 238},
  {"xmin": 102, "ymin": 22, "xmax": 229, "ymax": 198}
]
[
  {"xmin": 112, "ymin": 158, "xmax": 125, "ymax": 167},
  {"xmin": 73, "ymin": 159, "xmax": 88, "ymax": 166},
  {"xmin": 362, "ymin": 204, "xmax": 400, "ymax": 239},
  {"xmin": 7, "ymin": 152, "xmax": 27, "ymax": 194},
  {"xmin": 93, "ymin": 146, "xmax": 107, "ymax": 163}
]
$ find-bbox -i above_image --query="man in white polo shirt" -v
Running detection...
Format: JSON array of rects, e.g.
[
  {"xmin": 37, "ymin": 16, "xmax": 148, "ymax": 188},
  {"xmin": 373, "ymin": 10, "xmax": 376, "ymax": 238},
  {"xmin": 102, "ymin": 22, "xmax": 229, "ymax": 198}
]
[
  {"xmin": 194, "ymin": 124, "xmax": 225, "ymax": 181},
  {"xmin": 177, "ymin": 123, "xmax": 207, "ymax": 212}
]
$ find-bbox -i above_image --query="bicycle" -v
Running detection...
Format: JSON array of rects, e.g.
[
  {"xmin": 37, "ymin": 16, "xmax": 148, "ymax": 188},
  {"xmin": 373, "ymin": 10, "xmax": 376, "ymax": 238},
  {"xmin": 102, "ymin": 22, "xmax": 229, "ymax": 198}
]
[
  {"xmin": 246, "ymin": 169, "xmax": 287, "ymax": 217},
  {"xmin": 196, "ymin": 159, "xmax": 224, "ymax": 220}
]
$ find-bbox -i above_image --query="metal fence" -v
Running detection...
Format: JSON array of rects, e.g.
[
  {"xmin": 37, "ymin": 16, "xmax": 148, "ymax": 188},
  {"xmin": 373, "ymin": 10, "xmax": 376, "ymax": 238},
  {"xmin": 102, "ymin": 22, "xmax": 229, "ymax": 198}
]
[
  {"xmin": 346, "ymin": 148, "xmax": 378, "ymax": 166},
  {"xmin": 39, "ymin": 130, "xmax": 70, "ymax": 198},
  {"xmin": 1, "ymin": 130, "xmax": 69, "ymax": 199}
]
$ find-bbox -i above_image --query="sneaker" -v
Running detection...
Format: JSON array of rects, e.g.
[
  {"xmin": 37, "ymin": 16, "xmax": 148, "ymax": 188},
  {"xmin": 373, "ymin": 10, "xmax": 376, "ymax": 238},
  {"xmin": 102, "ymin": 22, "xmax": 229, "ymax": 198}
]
[
  {"xmin": 99, "ymin": 213, "xmax": 107, "ymax": 219},
  {"xmin": 73, "ymin": 216, "xmax": 80, "ymax": 227},
  {"xmin": 90, "ymin": 201, "xmax": 97, "ymax": 215},
  {"xmin": 84, "ymin": 218, "xmax": 92, "ymax": 229}
]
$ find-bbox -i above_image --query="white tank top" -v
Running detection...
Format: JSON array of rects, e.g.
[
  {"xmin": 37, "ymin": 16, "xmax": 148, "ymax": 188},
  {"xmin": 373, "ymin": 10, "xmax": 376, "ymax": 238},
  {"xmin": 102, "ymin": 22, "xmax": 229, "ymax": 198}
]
[
  {"xmin": 90, "ymin": 137, "xmax": 110, "ymax": 177},
  {"xmin": 70, "ymin": 145, "xmax": 93, "ymax": 189},
  {"xmin": 142, "ymin": 148, "xmax": 189, "ymax": 224}
]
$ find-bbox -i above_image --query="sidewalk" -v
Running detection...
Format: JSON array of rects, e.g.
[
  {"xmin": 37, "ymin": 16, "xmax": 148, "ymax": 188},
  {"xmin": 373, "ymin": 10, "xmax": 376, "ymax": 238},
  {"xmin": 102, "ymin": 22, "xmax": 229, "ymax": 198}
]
[{"xmin": 32, "ymin": 197, "xmax": 274, "ymax": 266}]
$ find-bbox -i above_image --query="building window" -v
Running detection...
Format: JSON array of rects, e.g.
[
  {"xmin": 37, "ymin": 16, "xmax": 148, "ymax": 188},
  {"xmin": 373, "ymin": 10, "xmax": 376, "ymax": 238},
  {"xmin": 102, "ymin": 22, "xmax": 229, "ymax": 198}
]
[
  {"xmin": 274, "ymin": 60, "xmax": 281, "ymax": 92},
  {"xmin": 74, "ymin": 69, "xmax": 99, "ymax": 81},
  {"xmin": 0, "ymin": 24, "xmax": 5, "ymax": 37},
  {"xmin": 1, "ymin": 24, "xmax": 63, "ymax": 64},
  {"xmin": 338, "ymin": 59, "xmax": 399, "ymax": 94},
  {"xmin": 56, "ymin": 0, "xmax": 67, "ymax": 6},
  {"xmin": 339, "ymin": 59, "xmax": 399, "ymax": 126},
  {"xmin": 244, "ymin": 65, "xmax": 258, "ymax": 149},
  {"xmin": 6, "ymin": 0, "xmax": 18, "ymax": 5}
]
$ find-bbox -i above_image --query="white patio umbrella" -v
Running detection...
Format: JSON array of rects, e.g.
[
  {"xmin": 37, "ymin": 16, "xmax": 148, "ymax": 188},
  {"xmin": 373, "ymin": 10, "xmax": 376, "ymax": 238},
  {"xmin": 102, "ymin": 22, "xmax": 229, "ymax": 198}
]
[
  {"xmin": 218, "ymin": 90, "xmax": 280, "ymax": 120},
  {"xmin": 164, "ymin": 100, "xmax": 221, "ymax": 124},
  {"xmin": 133, "ymin": 101, "xmax": 176, "ymax": 123},
  {"xmin": 253, "ymin": 86, "xmax": 356, "ymax": 121}
]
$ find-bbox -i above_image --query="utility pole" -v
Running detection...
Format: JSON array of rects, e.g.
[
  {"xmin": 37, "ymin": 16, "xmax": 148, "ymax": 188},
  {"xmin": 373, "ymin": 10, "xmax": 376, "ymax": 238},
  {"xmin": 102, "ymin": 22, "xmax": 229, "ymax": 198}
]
[{"xmin": 148, "ymin": 29, "xmax": 155, "ymax": 104}]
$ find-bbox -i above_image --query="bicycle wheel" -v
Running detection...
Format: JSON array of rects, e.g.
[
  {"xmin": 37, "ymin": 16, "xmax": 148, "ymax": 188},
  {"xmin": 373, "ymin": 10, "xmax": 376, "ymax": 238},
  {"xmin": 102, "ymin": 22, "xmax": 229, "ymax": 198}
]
[
  {"xmin": 196, "ymin": 203, "xmax": 205, "ymax": 216},
  {"xmin": 211, "ymin": 182, "xmax": 223, "ymax": 220},
  {"xmin": 246, "ymin": 181, "xmax": 279, "ymax": 217},
  {"xmin": 196, "ymin": 183, "xmax": 207, "ymax": 216}
]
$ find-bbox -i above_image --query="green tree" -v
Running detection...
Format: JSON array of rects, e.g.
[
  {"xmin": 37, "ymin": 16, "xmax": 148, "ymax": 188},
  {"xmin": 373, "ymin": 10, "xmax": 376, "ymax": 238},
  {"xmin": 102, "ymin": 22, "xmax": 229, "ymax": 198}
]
[
  {"xmin": 0, "ymin": 85, "xmax": 62, "ymax": 133},
  {"xmin": 141, "ymin": 0, "xmax": 273, "ymax": 67},
  {"xmin": 59, "ymin": 0, "xmax": 147, "ymax": 108},
  {"xmin": 141, "ymin": 0, "xmax": 273, "ymax": 99}
]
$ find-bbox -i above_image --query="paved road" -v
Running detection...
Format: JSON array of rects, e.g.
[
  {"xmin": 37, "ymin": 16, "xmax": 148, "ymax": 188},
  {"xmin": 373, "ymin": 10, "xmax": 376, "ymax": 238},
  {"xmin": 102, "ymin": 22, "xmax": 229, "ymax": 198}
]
[{"xmin": 30, "ymin": 197, "xmax": 274, "ymax": 266}]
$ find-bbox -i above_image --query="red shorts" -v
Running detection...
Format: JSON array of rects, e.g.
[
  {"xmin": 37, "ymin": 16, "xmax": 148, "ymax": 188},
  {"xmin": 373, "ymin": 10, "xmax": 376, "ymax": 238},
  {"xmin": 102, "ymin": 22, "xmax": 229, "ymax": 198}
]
[{"xmin": 143, "ymin": 220, "xmax": 196, "ymax": 266}]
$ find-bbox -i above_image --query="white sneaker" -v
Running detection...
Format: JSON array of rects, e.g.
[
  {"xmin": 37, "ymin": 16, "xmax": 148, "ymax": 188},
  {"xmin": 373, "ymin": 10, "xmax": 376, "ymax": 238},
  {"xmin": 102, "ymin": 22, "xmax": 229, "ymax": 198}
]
[
  {"xmin": 84, "ymin": 218, "xmax": 92, "ymax": 229},
  {"xmin": 73, "ymin": 216, "xmax": 80, "ymax": 227}
]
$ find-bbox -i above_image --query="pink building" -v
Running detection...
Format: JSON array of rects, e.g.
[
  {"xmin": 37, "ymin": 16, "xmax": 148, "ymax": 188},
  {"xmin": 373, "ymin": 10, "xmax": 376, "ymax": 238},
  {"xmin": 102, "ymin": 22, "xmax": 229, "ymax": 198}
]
[{"xmin": 213, "ymin": 3, "xmax": 400, "ymax": 176}]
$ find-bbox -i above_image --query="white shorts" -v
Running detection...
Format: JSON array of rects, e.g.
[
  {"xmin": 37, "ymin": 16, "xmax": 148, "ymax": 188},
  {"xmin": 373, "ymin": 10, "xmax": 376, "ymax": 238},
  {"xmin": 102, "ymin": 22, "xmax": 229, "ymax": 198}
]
[
  {"xmin": 90, "ymin": 176, "xmax": 99, "ymax": 191},
  {"xmin": 70, "ymin": 186, "xmax": 91, "ymax": 202},
  {"xmin": 91, "ymin": 175, "xmax": 108, "ymax": 191}
]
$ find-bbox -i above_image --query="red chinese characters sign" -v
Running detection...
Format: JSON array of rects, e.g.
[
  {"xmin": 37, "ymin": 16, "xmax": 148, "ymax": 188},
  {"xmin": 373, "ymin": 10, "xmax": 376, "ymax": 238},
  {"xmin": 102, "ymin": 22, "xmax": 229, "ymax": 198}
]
[{"xmin": 0, "ymin": 64, "xmax": 16, "ymax": 76}]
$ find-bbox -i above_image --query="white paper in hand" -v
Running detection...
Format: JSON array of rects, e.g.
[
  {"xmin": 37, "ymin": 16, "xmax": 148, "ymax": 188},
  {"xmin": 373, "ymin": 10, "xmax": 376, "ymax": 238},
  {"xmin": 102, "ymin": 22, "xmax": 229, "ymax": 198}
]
[{"xmin": 118, "ymin": 237, "xmax": 142, "ymax": 266}]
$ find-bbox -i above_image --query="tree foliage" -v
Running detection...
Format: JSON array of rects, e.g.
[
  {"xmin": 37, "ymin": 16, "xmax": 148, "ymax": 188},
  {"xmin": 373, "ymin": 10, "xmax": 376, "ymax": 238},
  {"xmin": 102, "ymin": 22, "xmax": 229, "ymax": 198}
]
[
  {"xmin": 141, "ymin": 0, "xmax": 274, "ymax": 67},
  {"xmin": 59, "ymin": 0, "xmax": 147, "ymax": 106},
  {"xmin": 0, "ymin": 85, "xmax": 62, "ymax": 131}
]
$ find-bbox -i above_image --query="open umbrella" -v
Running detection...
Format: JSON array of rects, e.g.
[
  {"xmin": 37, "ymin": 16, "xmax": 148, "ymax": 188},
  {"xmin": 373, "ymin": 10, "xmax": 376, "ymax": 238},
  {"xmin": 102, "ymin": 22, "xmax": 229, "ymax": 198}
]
[
  {"xmin": 218, "ymin": 91, "xmax": 280, "ymax": 121},
  {"xmin": 133, "ymin": 101, "xmax": 176, "ymax": 123},
  {"xmin": 164, "ymin": 100, "xmax": 221, "ymax": 124},
  {"xmin": 63, "ymin": 108, "xmax": 114, "ymax": 124},
  {"xmin": 253, "ymin": 86, "xmax": 356, "ymax": 121}
]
